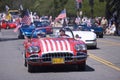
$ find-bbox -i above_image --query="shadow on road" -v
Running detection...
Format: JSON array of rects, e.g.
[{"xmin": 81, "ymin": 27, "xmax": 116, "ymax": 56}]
[
  {"xmin": 28, "ymin": 65, "xmax": 95, "ymax": 73},
  {"xmin": 0, "ymin": 38, "xmax": 19, "ymax": 42},
  {"xmin": 87, "ymin": 47, "xmax": 100, "ymax": 50}
]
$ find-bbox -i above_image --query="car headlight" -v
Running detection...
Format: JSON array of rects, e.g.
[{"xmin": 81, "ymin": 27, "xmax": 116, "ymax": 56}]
[
  {"xmin": 91, "ymin": 29, "xmax": 94, "ymax": 32},
  {"xmin": 75, "ymin": 44, "xmax": 87, "ymax": 51},
  {"xmin": 27, "ymin": 46, "xmax": 40, "ymax": 53}
]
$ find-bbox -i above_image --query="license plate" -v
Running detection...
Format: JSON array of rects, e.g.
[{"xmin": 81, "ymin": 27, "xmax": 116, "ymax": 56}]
[{"xmin": 52, "ymin": 58, "xmax": 64, "ymax": 64}]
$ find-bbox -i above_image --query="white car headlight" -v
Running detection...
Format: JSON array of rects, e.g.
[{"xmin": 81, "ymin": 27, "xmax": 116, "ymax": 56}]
[
  {"xmin": 75, "ymin": 44, "xmax": 87, "ymax": 51},
  {"xmin": 91, "ymin": 29, "xmax": 94, "ymax": 32},
  {"xmin": 27, "ymin": 46, "xmax": 40, "ymax": 53}
]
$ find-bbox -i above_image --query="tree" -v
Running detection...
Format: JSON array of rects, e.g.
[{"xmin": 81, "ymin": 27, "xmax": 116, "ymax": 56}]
[
  {"xmin": 54, "ymin": 0, "xmax": 68, "ymax": 17},
  {"xmin": 106, "ymin": 0, "xmax": 120, "ymax": 35}
]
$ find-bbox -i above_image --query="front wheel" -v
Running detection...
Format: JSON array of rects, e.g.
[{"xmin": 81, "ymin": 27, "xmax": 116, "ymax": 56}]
[
  {"xmin": 28, "ymin": 64, "xmax": 36, "ymax": 73},
  {"xmin": 99, "ymin": 33, "xmax": 103, "ymax": 38},
  {"xmin": 18, "ymin": 35, "xmax": 24, "ymax": 39},
  {"xmin": 24, "ymin": 54, "xmax": 27, "ymax": 67}
]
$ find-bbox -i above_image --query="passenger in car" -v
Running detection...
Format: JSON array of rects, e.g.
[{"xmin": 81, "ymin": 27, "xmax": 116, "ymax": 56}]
[
  {"xmin": 37, "ymin": 32, "xmax": 46, "ymax": 38},
  {"xmin": 75, "ymin": 34, "xmax": 81, "ymax": 40}
]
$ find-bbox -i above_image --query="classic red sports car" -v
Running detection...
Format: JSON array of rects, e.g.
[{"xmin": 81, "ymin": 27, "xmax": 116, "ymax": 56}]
[
  {"xmin": 0, "ymin": 20, "xmax": 17, "ymax": 29},
  {"xmin": 23, "ymin": 27, "xmax": 88, "ymax": 72}
]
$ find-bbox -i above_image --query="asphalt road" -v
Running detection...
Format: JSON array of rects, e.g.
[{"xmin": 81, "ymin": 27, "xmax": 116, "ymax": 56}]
[{"xmin": 0, "ymin": 29, "xmax": 120, "ymax": 80}]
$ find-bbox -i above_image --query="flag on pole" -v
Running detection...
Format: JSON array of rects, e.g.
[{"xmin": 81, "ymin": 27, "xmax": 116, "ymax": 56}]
[
  {"xmin": 55, "ymin": 9, "xmax": 66, "ymax": 21},
  {"xmin": 14, "ymin": 10, "xmax": 32, "ymax": 32},
  {"xmin": 21, "ymin": 10, "xmax": 31, "ymax": 25},
  {"xmin": 13, "ymin": 24, "xmax": 22, "ymax": 32}
]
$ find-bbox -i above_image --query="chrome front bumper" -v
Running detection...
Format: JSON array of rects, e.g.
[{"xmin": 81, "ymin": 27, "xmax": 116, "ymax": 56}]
[{"xmin": 26, "ymin": 52, "xmax": 88, "ymax": 64}]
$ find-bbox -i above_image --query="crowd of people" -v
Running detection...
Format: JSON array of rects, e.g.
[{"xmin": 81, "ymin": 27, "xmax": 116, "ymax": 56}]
[
  {"xmin": 0, "ymin": 11, "xmax": 119, "ymax": 36},
  {"xmin": 74, "ymin": 16, "xmax": 118, "ymax": 35},
  {"xmin": 54, "ymin": 16, "xmax": 119, "ymax": 36}
]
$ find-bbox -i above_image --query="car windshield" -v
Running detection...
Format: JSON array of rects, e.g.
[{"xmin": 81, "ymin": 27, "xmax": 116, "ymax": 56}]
[
  {"xmin": 34, "ymin": 21, "xmax": 50, "ymax": 28},
  {"xmin": 53, "ymin": 27, "xmax": 74, "ymax": 38},
  {"xmin": 21, "ymin": 24, "xmax": 35, "ymax": 29},
  {"xmin": 71, "ymin": 24, "xmax": 91, "ymax": 31},
  {"xmin": 31, "ymin": 28, "xmax": 46, "ymax": 38}
]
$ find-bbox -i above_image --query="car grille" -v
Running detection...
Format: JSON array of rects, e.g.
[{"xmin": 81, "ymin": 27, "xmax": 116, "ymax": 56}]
[{"xmin": 42, "ymin": 52, "xmax": 73, "ymax": 62}]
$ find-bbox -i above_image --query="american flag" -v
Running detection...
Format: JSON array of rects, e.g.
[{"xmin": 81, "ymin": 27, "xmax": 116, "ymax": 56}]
[
  {"xmin": 55, "ymin": 9, "xmax": 66, "ymax": 21},
  {"xmin": 13, "ymin": 10, "xmax": 31, "ymax": 32},
  {"xmin": 21, "ymin": 10, "xmax": 31, "ymax": 25}
]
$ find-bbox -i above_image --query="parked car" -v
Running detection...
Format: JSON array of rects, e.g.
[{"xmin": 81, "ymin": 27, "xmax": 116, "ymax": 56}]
[
  {"xmin": 23, "ymin": 27, "xmax": 88, "ymax": 72},
  {"xmin": 0, "ymin": 20, "xmax": 17, "ymax": 29}
]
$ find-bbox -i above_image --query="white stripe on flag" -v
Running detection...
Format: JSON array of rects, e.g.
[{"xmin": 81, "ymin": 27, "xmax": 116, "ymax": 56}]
[
  {"xmin": 56, "ymin": 41, "xmax": 61, "ymax": 51},
  {"xmin": 65, "ymin": 40, "xmax": 71, "ymax": 51},
  {"xmin": 50, "ymin": 39, "xmax": 56, "ymax": 51},
  {"xmin": 46, "ymin": 40, "xmax": 51, "ymax": 51},
  {"xmin": 40, "ymin": 39, "xmax": 47, "ymax": 52},
  {"xmin": 61, "ymin": 41, "xmax": 66, "ymax": 50}
]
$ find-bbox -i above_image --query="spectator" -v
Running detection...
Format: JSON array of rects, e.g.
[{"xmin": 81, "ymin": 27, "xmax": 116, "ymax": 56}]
[
  {"xmin": 101, "ymin": 17, "xmax": 108, "ymax": 34},
  {"xmin": 75, "ymin": 16, "xmax": 81, "ymax": 25},
  {"xmin": 105, "ymin": 21, "xmax": 116, "ymax": 35},
  {"xmin": 109, "ymin": 21, "xmax": 116, "ymax": 35}
]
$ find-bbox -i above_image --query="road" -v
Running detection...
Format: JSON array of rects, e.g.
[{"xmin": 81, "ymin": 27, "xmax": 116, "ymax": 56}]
[{"xmin": 0, "ymin": 29, "xmax": 120, "ymax": 80}]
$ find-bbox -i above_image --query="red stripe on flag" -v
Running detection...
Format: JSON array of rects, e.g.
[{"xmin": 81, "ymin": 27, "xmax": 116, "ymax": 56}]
[
  {"xmin": 55, "ymin": 9, "xmax": 66, "ymax": 21},
  {"xmin": 21, "ymin": 15, "xmax": 31, "ymax": 25}
]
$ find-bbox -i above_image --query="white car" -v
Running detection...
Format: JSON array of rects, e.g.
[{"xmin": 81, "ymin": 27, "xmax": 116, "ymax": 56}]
[
  {"xmin": 66, "ymin": 31, "xmax": 97, "ymax": 48},
  {"xmin": 54, "ymin": 27, "xmax": 97, "ymax": 48}
]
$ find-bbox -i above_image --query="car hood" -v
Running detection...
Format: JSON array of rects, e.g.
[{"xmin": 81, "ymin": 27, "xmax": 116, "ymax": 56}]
[
  {"xmin": 66, "ymin": 31, "xmax": 96, "ymax": 41},
  {"xmin": 92, "ymin": 27, "xmax": 103, "ymax": 32},
  {"xmin": 30, "ymin": 38, "xmax": 84, "ymax": 54}
]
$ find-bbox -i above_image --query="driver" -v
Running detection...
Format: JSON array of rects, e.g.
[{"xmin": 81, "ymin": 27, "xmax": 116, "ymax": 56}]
[
  {"xmin": 59, "ymin": 29, "xmax": 69, "ymax": 38},
  {"xmin": 37, "ymin": 32, "xmax": 46, "ymax": 38}
]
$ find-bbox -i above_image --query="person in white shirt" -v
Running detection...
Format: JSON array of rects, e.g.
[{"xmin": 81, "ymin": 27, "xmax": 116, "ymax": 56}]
[{"xmin": 105, "ymin": 21, "xmax": 116, "ymax": 35}]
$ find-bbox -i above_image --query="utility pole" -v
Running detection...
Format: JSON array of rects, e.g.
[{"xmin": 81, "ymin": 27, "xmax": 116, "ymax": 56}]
[
  {"xmin": 89, "ymin": 0, "xmax": 94, "ymax": 17},
  {"xmin": 75, "ymin": 0, "xmax": 82, "ymax": 17}
]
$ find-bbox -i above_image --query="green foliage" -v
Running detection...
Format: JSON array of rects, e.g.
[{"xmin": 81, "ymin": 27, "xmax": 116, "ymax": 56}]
[
  {"xmin": 0, "ymin": 0, "xmax": 106, "ymax": 17},
  {"xmin": 81, "ymin": 0, "xmax": 106, "ymax": 17}
]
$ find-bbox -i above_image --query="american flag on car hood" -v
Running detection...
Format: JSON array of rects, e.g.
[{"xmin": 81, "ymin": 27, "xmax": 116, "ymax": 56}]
[{"xmin": 37, "ymin": 38, "xmax": 73, "ymax": 54}]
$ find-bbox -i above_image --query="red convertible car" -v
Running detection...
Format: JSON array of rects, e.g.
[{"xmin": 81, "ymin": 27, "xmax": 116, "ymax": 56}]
[
  {"xmin": 0, "ymin": 20, "xmax": 17, "ymax": 29},
  {"xmin": 23, "ymin": 27, "xmax": 88, "ymax": 72}
]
